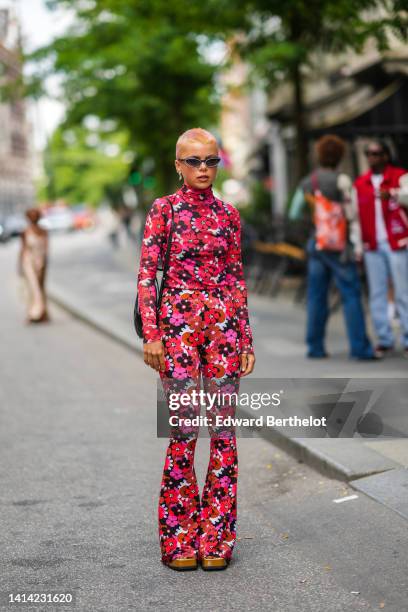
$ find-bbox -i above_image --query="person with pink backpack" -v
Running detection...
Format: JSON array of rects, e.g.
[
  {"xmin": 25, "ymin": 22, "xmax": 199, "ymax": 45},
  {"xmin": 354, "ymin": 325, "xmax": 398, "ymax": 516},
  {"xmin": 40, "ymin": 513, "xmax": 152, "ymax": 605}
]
[{"xmin": 289, "ymin": 135, "xmax": 376, "ymax": 360}]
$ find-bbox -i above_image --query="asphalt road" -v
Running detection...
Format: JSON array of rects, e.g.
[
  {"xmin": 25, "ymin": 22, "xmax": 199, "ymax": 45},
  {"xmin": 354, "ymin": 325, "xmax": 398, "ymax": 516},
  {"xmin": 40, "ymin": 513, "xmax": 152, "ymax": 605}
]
[{"xmin": 1, "ymin": 240, "xmax": 408, "ymax": 611}]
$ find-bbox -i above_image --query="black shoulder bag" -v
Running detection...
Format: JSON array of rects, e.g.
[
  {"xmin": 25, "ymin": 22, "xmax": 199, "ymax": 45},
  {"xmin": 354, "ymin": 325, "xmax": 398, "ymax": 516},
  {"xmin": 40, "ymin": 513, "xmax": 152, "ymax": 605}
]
[{"xmin": 133, "ymin": 198, "xmax": 175, "ymax": 339}]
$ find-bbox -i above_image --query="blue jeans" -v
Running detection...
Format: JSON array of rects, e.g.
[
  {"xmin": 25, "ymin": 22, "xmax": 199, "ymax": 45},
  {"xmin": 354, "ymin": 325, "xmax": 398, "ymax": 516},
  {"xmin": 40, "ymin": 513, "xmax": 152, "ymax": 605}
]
[
  {"xmin": 306, "ymin": 240, "xmax": 374, "ymax": 358},
  {"xmin": 364, "ymin": 241, "xmax": 408, "ymax": 348}
]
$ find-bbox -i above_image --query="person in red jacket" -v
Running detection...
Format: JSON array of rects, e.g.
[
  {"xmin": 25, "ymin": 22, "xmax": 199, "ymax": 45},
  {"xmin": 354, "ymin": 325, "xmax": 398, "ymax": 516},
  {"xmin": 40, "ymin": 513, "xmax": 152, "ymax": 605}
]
[
  {"xmin": 353, "ymin": 140, "xmax": 408, "ymax": 358},
  {"xmin": 137, "ymin": 127, "xmax": 256, "ymax": 571}
]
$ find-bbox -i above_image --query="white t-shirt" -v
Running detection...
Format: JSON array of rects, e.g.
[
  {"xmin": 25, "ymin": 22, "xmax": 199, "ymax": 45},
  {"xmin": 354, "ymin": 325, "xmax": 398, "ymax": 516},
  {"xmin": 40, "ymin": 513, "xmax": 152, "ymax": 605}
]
[{"xmin": 371, "ymin": 174, "xmax": 388, "ymax": 244}]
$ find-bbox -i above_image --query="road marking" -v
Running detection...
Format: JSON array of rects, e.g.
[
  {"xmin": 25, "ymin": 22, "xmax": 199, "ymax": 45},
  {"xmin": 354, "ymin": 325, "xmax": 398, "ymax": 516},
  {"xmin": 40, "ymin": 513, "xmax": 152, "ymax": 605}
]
[{"xmin": 333, "ymin": 494, "xmax": 359, "ymax": 503}]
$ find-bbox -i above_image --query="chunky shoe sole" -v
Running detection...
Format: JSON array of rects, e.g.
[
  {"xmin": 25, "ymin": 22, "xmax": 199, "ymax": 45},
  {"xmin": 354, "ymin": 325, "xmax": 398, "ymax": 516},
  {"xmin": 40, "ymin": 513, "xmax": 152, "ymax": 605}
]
[
  {"xmin": 201, "ymin": 556, "xmax": 229, "ymax": 571},
  {"xmin": 374, "ymin": 345, "xmax": 394, "ymax": 359},
  {"xmin": 164, "ymin": 557, "xmax": 198, "ymax": 571}
]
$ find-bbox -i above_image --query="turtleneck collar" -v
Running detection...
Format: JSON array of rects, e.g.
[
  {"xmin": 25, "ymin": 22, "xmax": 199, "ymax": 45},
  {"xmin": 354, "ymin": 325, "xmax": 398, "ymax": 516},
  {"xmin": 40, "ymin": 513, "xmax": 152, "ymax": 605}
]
[{"xmin": 177, "ymin": 182, "xmax": 214, "ymax": 204}]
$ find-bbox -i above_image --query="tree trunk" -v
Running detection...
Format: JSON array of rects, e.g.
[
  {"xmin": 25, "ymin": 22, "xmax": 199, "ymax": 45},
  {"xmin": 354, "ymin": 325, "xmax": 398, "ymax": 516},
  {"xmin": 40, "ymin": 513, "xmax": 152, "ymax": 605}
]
[{"xmin": 291, "ymin": 61, "xmax": 309, "ymax": 182}]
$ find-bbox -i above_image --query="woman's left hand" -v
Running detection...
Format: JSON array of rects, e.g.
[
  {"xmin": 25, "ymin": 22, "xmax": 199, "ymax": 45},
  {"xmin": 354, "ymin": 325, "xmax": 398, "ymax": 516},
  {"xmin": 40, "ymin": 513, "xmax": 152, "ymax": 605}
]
[{"xmin": 240, "ymin": 352, "xmax": 255, "ymax": 376}]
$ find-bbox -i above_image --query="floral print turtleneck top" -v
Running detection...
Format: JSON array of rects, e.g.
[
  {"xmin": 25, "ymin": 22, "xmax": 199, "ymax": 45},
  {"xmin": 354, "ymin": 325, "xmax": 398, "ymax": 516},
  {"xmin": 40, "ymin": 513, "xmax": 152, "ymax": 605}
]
[{"xmin": 137, "ymin": 183, "xmax": 254, "ymax": 353}]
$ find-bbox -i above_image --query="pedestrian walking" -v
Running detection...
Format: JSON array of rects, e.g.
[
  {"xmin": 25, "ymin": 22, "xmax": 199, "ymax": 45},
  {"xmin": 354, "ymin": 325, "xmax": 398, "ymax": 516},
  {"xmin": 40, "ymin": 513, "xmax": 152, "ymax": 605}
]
[
  {"xmin": 137, "ymin": 127, "xmax": 256, "ymax": 571},
  {"xmin": 105, "ymin": 205, "xmax": 121, "ymax": 249},
  {"xmin": 18, "ymin": 208, "xmax": 49, "ymax": 324},
  {"xmin": 353, "ymin": 140, "xmax": 408, "ymax": 359},
  {"xmin": 118, "ymin": 203, "xmax": 135, "ymax": 241},
  {"xmin": 289, "ymin": 134, "xmax": 375, "ymax": 360}
]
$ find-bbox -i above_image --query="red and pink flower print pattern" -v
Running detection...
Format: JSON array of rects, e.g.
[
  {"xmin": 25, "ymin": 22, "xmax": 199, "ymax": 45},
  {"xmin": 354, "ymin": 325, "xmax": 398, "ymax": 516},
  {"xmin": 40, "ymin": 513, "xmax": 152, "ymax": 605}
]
[
  {"xmin": 158, "ymin": 435, "xmax": 238, "ymax": 563},
  {"xmin": 137, "ymin": 183, "xmax": 254, "ymax": 353}
]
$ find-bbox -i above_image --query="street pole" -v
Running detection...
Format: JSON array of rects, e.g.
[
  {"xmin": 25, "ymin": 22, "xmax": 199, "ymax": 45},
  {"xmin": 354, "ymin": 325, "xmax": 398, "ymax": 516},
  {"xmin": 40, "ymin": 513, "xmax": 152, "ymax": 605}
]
[{"xmin": 268, "ymin": 121, "xmax": 288, "ymax": 239}]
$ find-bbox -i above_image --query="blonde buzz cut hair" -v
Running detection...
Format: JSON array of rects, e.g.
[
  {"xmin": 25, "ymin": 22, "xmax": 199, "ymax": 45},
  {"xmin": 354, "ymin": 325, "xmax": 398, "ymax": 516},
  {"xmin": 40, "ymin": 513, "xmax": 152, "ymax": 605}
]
[{"xmin": 176, "ymin": 127, "xmax": 218, "ymax": 158}]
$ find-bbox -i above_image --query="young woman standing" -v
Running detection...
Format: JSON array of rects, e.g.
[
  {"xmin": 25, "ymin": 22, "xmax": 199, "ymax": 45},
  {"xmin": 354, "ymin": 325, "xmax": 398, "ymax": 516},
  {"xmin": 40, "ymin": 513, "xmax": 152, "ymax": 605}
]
[
  {"xmin": 19, "ymin": 208, "xmax": 49, "ymax": 324},
  {"xmin": 137, "ymin": 128, "xmax": 256, "ymax": 571}
]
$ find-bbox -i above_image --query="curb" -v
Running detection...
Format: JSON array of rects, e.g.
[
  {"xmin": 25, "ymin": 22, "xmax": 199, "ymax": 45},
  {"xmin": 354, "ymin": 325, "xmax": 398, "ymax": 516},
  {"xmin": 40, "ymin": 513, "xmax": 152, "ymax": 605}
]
[{"xmin": 236, "ymin": 405, "xmax": 401, "ymax": 483}]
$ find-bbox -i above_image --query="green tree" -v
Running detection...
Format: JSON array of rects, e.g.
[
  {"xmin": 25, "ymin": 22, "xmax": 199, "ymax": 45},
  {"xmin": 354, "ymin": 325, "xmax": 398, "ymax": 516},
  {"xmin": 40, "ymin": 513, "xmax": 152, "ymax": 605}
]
[
  {"xmin": 169, "ymin": 1, "xmax": 407, "ymax": 178},
  {"xmin": 41, "ymin": 123, "xmax": 132, "ymax": 207},
  {"xmin": 179, "ymin": 0, "xmax": 408, "ymax": 181},
  {"xmin": 25, "ymin": 0, "xmax": 408, "ymax": 200},
  {"xmin": 28, "ymin": 0, "xmax": 219, "ymax": 203},
  {"xmin": 242, "ymin": 1, "xmax": 408, "ymax": 179}
]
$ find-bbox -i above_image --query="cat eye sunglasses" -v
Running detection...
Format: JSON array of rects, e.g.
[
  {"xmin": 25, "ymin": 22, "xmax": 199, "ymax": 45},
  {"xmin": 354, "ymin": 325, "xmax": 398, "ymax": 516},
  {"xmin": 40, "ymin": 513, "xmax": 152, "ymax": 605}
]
[{"xmin": 177, "ymin": 156, "xmax": 221, "ymax": 168}]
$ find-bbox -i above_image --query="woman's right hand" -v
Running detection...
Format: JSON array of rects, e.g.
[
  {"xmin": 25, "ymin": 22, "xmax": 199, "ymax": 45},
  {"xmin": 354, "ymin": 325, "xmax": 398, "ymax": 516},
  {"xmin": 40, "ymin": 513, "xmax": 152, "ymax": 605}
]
[{"xmin": 143, "ymin": 340, "xmax": 166, "ymax": 372}]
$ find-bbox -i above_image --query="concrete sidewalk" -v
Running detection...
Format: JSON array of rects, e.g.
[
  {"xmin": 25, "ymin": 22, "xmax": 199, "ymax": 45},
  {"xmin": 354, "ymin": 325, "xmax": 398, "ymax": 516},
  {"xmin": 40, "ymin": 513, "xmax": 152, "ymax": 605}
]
[{"xmin": 45, "ymin": 226, "xmax": 408, "ymax": 519}]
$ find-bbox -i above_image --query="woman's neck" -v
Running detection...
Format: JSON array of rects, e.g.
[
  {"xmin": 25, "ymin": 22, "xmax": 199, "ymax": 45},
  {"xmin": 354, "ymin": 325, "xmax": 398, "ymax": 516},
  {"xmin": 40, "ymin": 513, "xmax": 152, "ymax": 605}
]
[{"xmin": 178, "ymin": 182, "xmax": 214, "ymax": 203}]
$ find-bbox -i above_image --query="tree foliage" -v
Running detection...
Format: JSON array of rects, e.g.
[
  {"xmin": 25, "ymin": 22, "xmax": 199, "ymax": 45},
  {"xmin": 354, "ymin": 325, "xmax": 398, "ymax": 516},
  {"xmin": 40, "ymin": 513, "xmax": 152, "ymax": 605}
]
[
  {"xmin": 28, "ymin": 0, "xmax": 219, "ymax": 202},
  {"xmin": 41, "ymin": 123, "xmax": 131, "ymax": 207},
  {"xmin": 225, "ymin": 0, "xmax": 408, "ymax": 179},
  {"xmin": 25, "ymin": 0, "xmax": 408, "ymax": 203}
]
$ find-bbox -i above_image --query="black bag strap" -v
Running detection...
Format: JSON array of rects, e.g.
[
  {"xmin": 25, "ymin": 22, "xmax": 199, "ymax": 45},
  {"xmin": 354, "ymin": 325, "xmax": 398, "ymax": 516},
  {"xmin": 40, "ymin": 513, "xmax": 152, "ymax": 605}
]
[
  {"xmin": 157, "ymin": 197, "xmax": 174, "ymax": 311},
  {"xmin": 311, "ymin": 170, "xmax": 319, "ymax": 193}
]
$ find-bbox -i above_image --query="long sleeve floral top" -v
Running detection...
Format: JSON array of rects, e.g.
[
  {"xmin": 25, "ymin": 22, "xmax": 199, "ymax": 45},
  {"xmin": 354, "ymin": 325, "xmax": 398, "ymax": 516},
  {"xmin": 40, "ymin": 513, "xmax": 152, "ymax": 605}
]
[{"xmin": 137, "ymin": 183, "xmax": 254, "ymax": 353}]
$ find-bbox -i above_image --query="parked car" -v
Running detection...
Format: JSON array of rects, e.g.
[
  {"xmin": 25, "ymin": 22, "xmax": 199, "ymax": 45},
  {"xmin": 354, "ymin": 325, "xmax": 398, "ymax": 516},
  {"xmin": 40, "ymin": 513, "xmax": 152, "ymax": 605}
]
[
  {"xmin": 0, "ymin": 213, "xmax": 27, "ymax": 242},
  {"xmin": 38, "ymin": 206, "xmax": 74, "ymax": 232},
  {"xmin": 71, "ymin": 204, "xmax": 97, "ymax": 231},
  {"xmin": 0, "ymin": 218, "xmax": 8, "ymax": 243}
]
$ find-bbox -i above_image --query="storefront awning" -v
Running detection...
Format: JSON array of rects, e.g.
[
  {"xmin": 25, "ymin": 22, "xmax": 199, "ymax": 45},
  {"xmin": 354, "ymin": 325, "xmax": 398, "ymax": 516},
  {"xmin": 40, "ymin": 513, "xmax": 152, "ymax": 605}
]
[
  {"xmin": 267, "ymin": 52, "xmax": 408, "ymax": 135},
  {"xmin": 309, "ymin": 79, "xmax": 403, "ymax": 131}
]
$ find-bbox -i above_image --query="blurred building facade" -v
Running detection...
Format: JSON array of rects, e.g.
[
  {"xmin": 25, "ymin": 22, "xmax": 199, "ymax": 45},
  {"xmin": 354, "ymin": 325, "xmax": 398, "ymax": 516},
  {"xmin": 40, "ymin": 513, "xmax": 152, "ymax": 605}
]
[
  {"xmin": 220, "ymin": 35, "xmax": 408, "ymax": 217},
  {"xmin": 0, "ymin": 2, "xmax": 34, "ymax": 217},
  {"xmin": 219, "ymin": 41, "xmax": 270, "ymax": 207},
  {"xmin": 268, "ymin": 39, "xmax": 408, "ymax": 210}
]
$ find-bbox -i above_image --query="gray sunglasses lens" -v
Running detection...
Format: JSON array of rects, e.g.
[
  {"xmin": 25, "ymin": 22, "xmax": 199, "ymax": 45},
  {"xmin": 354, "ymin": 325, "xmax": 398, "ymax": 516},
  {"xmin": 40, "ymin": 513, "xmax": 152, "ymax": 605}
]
[
  {"xmin": 185, "ymin": 158, "xmax": 202, "ymax": 167},
  {"xmin": 184, "ymin": 157, "xmax": 221, "ymax": 168}
]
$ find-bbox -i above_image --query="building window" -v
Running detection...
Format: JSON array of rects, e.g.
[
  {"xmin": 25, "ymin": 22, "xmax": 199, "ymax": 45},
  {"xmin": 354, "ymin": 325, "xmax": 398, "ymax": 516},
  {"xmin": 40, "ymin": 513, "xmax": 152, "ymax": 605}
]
[
  {"xmin": 10, "ymin": 100, "xmax": 24, "ymax": 119},
  {"xmin": 0, "ymin": 10, "xmax": 9, "ymax": 42},
  {"xmin": 11, "ymin": 131, "xmax": 27, "ymax": 157}
]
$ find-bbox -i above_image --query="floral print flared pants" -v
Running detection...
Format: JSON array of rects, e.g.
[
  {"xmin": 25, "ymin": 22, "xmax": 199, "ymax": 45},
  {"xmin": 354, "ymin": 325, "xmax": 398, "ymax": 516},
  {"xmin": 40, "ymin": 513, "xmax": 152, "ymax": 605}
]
[{"xmin": 157, "ymin": 286, "xmax": 242, "ymax": 563}]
